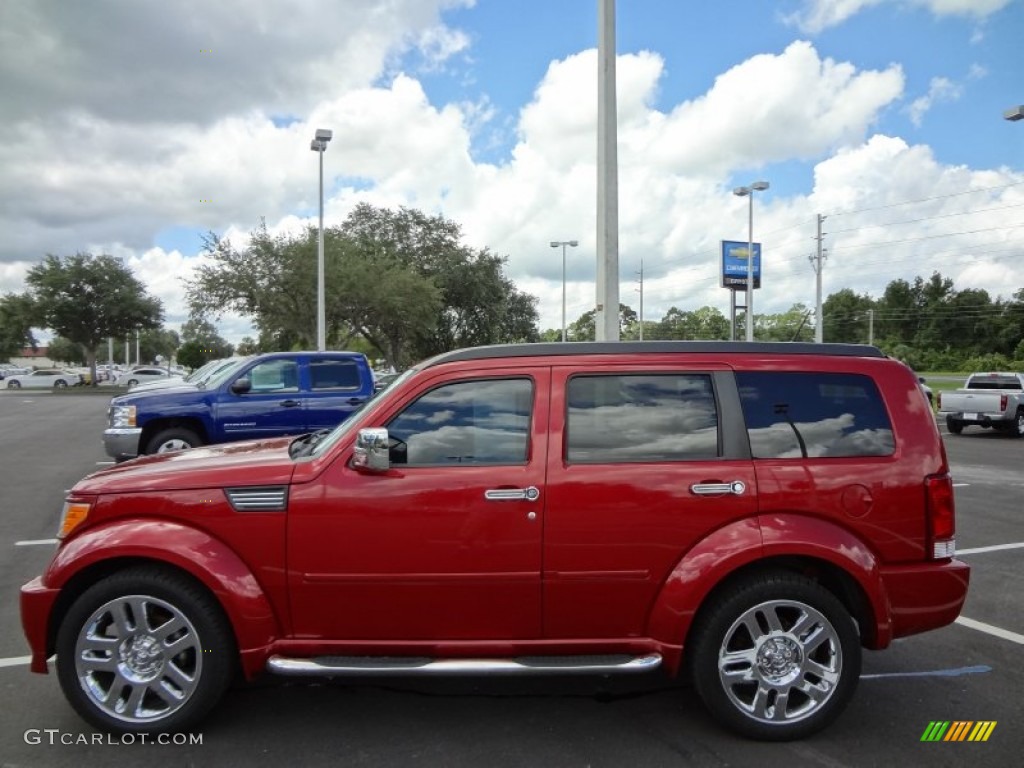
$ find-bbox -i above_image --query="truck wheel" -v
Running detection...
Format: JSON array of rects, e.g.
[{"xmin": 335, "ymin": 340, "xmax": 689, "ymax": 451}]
[
  {"xmin": 688, "ymin": 571, "xmax": 861, "ymax": 741},
  {"xmin": 1012, "ymin": 410, "xmax": 1024, "ymax": 438},
  {"xmin": 945, "ymin": 417, "xmax": 963, "ymax": 435},
  {"xmin": 55, "ymin": 567, "xmax": 235, "ymax": 734},
  {"xmin": 146, "ymin": 427, "xmax": 202, "ymax": 455}
]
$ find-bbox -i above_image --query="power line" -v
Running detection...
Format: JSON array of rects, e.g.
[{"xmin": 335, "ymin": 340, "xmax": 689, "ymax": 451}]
[
  {"xmin": 827, "ymin": 180, "xmax": 1024, "ymax": 217},
  {"xmin": 827, "ymin": 202, "xmax": 1024, "ymax": 235}
]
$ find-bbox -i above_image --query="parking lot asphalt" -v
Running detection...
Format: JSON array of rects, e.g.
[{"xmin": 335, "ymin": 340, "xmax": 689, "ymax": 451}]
[{"xmin": 0, "ymin": 393, "xmax": 1021, "ymax": 767}]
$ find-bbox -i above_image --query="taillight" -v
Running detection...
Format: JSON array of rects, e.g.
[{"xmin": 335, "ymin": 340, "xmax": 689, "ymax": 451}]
[
  {"xmin": 1000, "ymin": 394, "xmax": 1008, "ymax": 412},
  {"xmin": 925, "ymin": 473, "xmax": 955, "ymax": 559}
]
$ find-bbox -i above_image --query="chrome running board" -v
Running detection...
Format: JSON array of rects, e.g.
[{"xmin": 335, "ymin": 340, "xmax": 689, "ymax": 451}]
[{"xmin": 267, "ymin": 653, "xmax": 662, "ymax": 677}]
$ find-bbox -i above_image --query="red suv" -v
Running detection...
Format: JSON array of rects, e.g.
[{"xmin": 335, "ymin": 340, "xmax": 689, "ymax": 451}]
[{"xmin": 21, "ymin": 342, "xmax": 969, "ymax": 740}]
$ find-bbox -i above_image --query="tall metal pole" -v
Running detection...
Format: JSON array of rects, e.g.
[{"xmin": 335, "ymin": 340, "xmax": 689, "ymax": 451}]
[
  {"xmin": 814, "ymin": 213, "xmax": 826, "ymax": 343},
  {"xmin": 562, "ymin": 242, "xmax": 568, "ymax": 342},
  {"xmin": 745, "ymin": 194, "xmax": 754, "ymax": 342},
  {"xmin": 638, "ymin": 258, "xmax": 644, "ymax": 341},
  {"xmin": 317, "ymin": 146, "xmax": 326, "ymax": 351},
  {"xmin": 135, "ymin": 328, "xmax": 140, "ymax": 365},
  {"xmin": 596, "ymin": 0, "xmax": 620, "ymax": 341}
]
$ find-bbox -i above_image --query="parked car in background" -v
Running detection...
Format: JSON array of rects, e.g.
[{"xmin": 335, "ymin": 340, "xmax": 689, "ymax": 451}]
[
  {"xmin": 0, "ymin": 363, "xmax": 33, "ymax": 380},
  {"xmin": 938, "ymin": 371, "xmax": 1024, "ymax": 436},
  {"xmin": 103, "ymin": 350, "xmax": 374, "ymax": 459},
  {"xmin": 373, "ymin": 371, "xmax": 400, "ymax": 392},
  {"xmin": 4, "ymin": 369, "xmax": 82, "ymax": 389},
  {"xmin": 124, "ymin": 358, "xmax": 242, "ymax": 394},
  {"xmin": 28, "ymin": 342, "xmax": 968, "ymax": 740},
  {"xmin": 115, "ymin": 367, "xmax": 177, "ymax": 389}
]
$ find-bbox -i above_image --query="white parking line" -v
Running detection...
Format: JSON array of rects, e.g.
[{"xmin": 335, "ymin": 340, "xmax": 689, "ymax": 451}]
[
  {"xmin": 0, "ymin": 655, "xmax": 32, "ymax": 669},
  {"xmin": 14, "ymin": 539, "xmax": 58, "ymax": 547},
  {"xmin": 860, "ymin": 664, "xmax": 990, "ymax": 680},
  {"xmin": 956, "ymin": 616, "xmax": 1024, "ymax": 646},
  {"xmin": 952, "ymin": 483, "xmax": 970, "ymax": 487},
  {"xmin": 957, "ymin": 542, "xmax": 1024, "ymax": 555},
  {"xmin": 95, "ymin": 461, "xmax": 115, "ymax": 466}
]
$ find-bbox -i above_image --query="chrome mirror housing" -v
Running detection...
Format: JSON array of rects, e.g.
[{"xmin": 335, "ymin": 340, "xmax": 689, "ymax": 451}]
[{"xmin": 352, "ymin": 427, "xmax": 390, "ymax": 472}]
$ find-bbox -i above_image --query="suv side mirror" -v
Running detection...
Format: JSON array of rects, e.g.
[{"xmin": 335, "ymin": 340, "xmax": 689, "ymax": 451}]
[
  {"xmin": 230, "ymin": 377, "xmax": 252, "ymax": 395},
  {"xmin": 352, "ymin": 427, "xmax": 390, "ymax": 472}
]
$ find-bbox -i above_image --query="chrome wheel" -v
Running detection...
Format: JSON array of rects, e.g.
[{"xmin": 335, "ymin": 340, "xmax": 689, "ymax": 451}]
[
  {"xmin": 54, "ymin": 380, "xmax": 68, "ymax": 389},
  {"xmin": 717, "ymin": 600, "xmax": 841, "ymax": 725},
  {"xmin": 73, "ymin": 594, "xmax": 203, "ymax": 725},
  {"xmin": 57, "ymin": 568, "xmax": 235, "ymax": 733},
  {"xmin": 6, "ymin": 380, "xmax": 19, "ymax": 389},
  {"xmin": 1015, "ymin": 411, "xmax": 1024, "ymax": 438},
  {"xmin": 689, "ymin": 572, "xmax": 860, "ymax": 740},
  {"xmin": 156, "ymin": 438, "xmax": 191, "ymax": 453}
]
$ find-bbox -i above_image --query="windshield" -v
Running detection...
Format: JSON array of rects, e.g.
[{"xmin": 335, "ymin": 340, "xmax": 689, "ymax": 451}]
[
  {"xmin": 304, "ymin": 368, "xmax": 417, "ymax": 458},
  {"xmin": 201, "ymin": 357, "xmax": 253, "ymax": 389}
]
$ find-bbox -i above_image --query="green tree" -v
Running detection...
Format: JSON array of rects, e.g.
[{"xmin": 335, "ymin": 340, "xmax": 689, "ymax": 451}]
[
  {"xmin": 0, "ymin": 293, "xmax": 39, "ymax": 360},
  {"xmin": 46, "ymin": 337, "xmax": 86, "ymax": 365},
  {"xmin": 26, "ymin": 253, "xmax": 162, "ymax": 385},
  {"xmin": 236, "ymin": 337, "xmax": 260, "ymax": 356},
  {"xmin": 822, "ymin": 288, "xmax": 874, "ymax": 343}
]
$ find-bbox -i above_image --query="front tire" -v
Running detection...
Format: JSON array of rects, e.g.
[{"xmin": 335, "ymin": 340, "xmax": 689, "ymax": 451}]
[
  {"xmin": 54, "ymin": 379, "xmax": 68, "ymax": 389},
  {"xmin": 946, "ymin": 416, "xmax": 963, "ymax": 435},
  {"xmin": 55, "ymin": 567, "xmax": 235, "ymax": 734},
  {"xmin": 145, "ymin": 427, "xmax": 202, "ymax": 455},
  {"xmin": 688, "ymin": 571, "xmax": 861, "ymax": 741},
  {"xmin": 7, "ymin": 380, "xmax": 20, "ymax": 389}
]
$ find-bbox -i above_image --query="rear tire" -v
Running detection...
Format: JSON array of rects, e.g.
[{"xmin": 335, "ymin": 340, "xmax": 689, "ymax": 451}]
[
  {"xmin": 7, "ymin": 380, "xmax": 20, "ymax": 389},
  {"xmin": 688, "ymin": 571, "xmax": 861, "ymax": 741},
  {"xmin": 55, "ymin": 567, "xmax": 235, "ymax": 734},
  {"xmin": 946, "ymin": 417, "xmax": 963, "ymax": 435},
  {"xmin": 1011, "ymin": 409, "xmax": 1024, "ymax": 439}
]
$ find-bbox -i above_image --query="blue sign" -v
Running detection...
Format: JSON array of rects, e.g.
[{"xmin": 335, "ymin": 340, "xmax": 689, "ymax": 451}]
[{"xmin": 721, "ymin": 240, "xmax": 761, "ymax": 290}]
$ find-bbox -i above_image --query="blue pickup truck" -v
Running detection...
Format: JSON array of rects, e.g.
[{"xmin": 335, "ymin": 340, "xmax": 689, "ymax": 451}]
[{"xmin": 103, "ymin": 351, "xmax": 374, "ymax": 460}]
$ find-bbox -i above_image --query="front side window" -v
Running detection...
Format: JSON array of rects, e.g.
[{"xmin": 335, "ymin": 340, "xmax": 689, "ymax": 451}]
[
  {"xmin": 386, "ymin": 378, "xmax": 533, "ymax": 466},
  {"xmin": 566, "ymin": 374, "xmax": 719, "ymax": 463},
  {"xmin": 736, "ymin": 371, "xmax": 895, "ymax": 458},
  {"xmin": 245, "ymin": 359, "xmax": 299, "ymax": 393}
]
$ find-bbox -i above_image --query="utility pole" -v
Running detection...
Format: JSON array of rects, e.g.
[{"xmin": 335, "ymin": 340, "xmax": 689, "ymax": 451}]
[
  {"xmin": 810, "ymin": 214, "xmax": 827, "ymax": 343},
  {"xmin": 635, "ymin": 259, "xmax": 644, "ymax": 341},
  {"xmin": 868, "ymin": 309, "xmax": 874, "ymax": 345}
]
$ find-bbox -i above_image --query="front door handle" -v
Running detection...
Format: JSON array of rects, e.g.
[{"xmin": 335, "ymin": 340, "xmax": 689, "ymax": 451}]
[
  {"xmin": 279, "ymin": 399, "xmax": 301, "ymax": 408},
  {"xmin": 346, "ymin": 397, "xmax": 365, "ymax": 406},
  {"xmin": 690, "ymin": 480, "xmax": 747, "ymax": 496},
  {"xmin": 484, "ymin": 486, "xmax": 541, "ymax": 502}
]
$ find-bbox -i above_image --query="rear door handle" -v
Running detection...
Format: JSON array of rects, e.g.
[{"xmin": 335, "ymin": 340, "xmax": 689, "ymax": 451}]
[
  {"xmin": 279, "ymin": 400, "xmax": 301, "ymax": 408},
  {"xmin": 346, "ymin": 397, "xmax": 366, "ymax": 406},
  {"xmin": 484, "ymin": 486, "xmax": 541, "ymax": 502},
  {"xmin": 690, "ymin": 481, "xmax": 747, "ymax": 496}
]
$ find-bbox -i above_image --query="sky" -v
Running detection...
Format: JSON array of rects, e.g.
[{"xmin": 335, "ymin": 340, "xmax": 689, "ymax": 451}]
[{"xmin": 1, "ymin": 0, "xmax": 1022, "ymax": 346}]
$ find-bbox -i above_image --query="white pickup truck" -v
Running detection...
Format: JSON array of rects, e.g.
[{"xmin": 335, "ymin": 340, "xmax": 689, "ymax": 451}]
[{"xmin": 938, "ymin": 371, "xmax": 1024, "ymax": 437}]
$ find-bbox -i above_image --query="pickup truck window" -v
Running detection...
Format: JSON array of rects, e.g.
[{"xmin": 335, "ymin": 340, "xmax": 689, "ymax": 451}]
[
  {"xmin": 310, "ymin": 359, "xmax": 362, "ymax": 390},
  {"xmin": 247, "ymin": 359, "xmax": 299, "ymax": 393},
  {"xmin": 966, "ymin": 374, "xmax": 1022, "ymax": 390},
  {"xmin": 737, "ymin": 372, "xmax": 894, "ymax": 458},
  {"xmin": 386, "ymin": 378, "xmax": 532, "ymax": 466},
  {"xmin": 566, "ymin": 374, "xmax": 719, "ymax": 462}
]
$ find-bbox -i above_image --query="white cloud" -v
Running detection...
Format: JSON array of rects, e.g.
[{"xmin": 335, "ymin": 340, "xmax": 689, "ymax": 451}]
[
  {"xmin": 905, "ymin": 77, "xmax": 964, "ymax": 126},
  {"xmin": 785, "ymin": 0, "xmax": 1012, "ymax": 33}
]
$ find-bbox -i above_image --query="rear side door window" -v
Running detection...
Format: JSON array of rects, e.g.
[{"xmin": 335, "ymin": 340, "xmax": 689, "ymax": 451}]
[
  {"xmin": 565, "ymin": 374, "xmax": 719, "ymax": 462},
  {"xmin": 736, "ymin": 371, "xmax": 894, "ymax": 458}
]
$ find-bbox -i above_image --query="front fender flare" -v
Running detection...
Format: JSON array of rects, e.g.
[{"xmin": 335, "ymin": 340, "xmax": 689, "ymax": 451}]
[{"xmin": 46, "ymin": 520, "xmax": 280, "ymax": 676}]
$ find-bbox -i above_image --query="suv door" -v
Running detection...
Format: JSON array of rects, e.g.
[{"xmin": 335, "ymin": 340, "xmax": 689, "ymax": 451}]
[
  {"xmin": 304, "ymin": 356, "xmax": 371, "ymax": 430},
  {"xmin": 542, "ymin": 364, "xmax": 758, "ymax": 638},
  {"xmin": 287, "ymin": 368, "xmax": 549, "ymax": 641}
]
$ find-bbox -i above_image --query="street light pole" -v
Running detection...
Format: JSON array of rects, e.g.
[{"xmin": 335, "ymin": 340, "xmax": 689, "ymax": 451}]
[
  {"xmin": 310, "ymin": 128, "xmax": 333, "ymax": 351},
  {"xmin": 733, "ymin": 181, "xmax": 769, "ymax": 342},
  {"xmin": 550, "ymin": 240, "xmax": 579, "ymax": 342}
]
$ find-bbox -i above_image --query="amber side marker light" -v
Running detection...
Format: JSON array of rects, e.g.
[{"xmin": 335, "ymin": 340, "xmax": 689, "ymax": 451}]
[{"xmin": 58, "ymin": 501, "xmax": 91, "ymax": 539}]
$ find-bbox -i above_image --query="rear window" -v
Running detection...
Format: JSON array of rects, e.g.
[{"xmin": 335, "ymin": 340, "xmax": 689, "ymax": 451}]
[
  {"xmin": 966, "ymin": 375, "xmax": 1022, "ymax": 390},
  {"xmin": 736, "ymin": 371, "xmax": 894, "ymax": 458}
]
